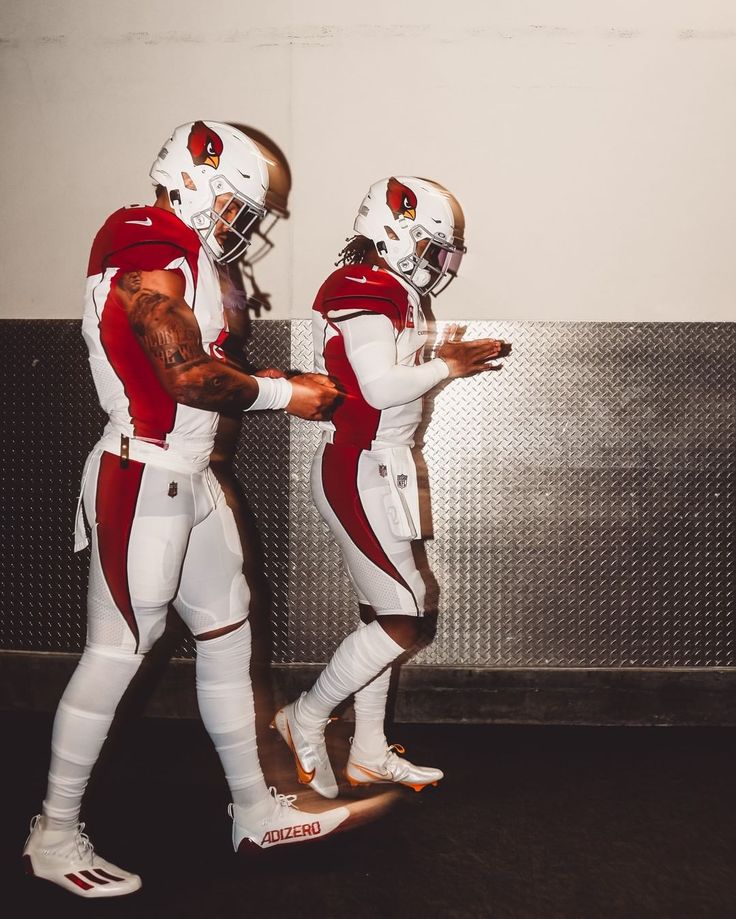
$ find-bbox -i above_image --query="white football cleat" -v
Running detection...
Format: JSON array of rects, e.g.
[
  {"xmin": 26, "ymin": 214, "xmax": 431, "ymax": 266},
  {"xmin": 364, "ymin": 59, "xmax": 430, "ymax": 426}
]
[
  {"xmin": 22, "ymin": 815, "xmax": 142, "ymax": 898},
  {"xmin": 271, "ymin": 696, "xmax": 338, "ymax": 799},
  {"xmin": 345, "ymin": 742, "xmax": 444, "ymax": 792},
  {"xmin": 230, "ymin": 787, "xmax": 350, "ymax": 852}
]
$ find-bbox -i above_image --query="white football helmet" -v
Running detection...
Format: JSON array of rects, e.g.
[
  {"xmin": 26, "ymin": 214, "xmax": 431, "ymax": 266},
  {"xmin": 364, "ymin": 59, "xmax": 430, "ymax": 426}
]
[
  {"xmin": 150, "ymin": 121, "xmax": 269, "ymax": 263},
  {"xmin": 353, "ymin": 176, "xmax": 465, "ymax": 293}
]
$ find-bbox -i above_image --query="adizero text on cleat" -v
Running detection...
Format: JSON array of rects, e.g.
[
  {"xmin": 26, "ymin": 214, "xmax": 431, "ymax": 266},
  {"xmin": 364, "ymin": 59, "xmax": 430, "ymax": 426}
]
[
  {"xmin": 271, "ymin": 696, "xmax": 338, "ymax": 799},
  {"xmin": 345, "ymin": 743, "xmax": 443, "ymax": 792},
  {"xmin": 22, "ymin": 815, "xmax": 141, "ymax": 898},
  {"xmin": 230, "ymin": 787, "xmax": 350, "ymax": 852}
]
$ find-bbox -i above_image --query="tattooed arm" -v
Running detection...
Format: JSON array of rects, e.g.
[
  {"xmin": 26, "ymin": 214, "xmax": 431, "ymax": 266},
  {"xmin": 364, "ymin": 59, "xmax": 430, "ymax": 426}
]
[{"xmin": 116, "ymin": 269, "xmax": 338, "ymax": 419}]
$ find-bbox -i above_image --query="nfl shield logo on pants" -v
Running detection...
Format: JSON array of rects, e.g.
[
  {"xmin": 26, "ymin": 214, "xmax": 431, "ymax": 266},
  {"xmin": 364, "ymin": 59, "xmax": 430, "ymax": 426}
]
[{"xmin": 396, "ymin": 474, "xmax": 408, "ymax": 489}]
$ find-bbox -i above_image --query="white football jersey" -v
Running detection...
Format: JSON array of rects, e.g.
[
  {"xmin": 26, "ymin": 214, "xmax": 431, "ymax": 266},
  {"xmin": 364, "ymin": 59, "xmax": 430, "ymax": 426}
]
[
  {"xmin": 312, "ymin": 264, "xmax": 428, "ymax": 449},
  {"xmin": 82, "ymin": 205, "xmax": 230, "ymax": 472}
]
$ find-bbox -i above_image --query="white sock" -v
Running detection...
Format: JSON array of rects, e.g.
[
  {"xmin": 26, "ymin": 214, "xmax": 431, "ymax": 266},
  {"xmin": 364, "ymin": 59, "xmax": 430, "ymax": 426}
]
[
  {"xmin": 353, "ymin": 666, "xmax": 392, "ymax": 758},
  {"xmin": 195, "ymin": 621, "xmax": 271, "ymax": 819},
  {"xmin": 297, "ymin": 621, "xmax": 403, "ymax": 728},
  {"xmin": 42, "ymin": 644, "xmax": 143, "ymax": 831}
]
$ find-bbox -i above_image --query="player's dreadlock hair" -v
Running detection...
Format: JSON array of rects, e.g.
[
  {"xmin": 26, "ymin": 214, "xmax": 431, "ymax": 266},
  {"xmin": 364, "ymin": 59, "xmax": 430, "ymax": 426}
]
[{"xmin": 335, "ymin": 234, "xmax": 375, "ymax": 267}]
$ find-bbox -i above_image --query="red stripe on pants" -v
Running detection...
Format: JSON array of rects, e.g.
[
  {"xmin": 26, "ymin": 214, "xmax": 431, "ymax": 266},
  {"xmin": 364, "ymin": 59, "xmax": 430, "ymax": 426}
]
[
  {"xmin": 320, "ymin": 443, "xmax": 413, "ymax": 600},
  {"xmin": 95, "ymin": 452, "xmax": 145, "ymax": 650}
]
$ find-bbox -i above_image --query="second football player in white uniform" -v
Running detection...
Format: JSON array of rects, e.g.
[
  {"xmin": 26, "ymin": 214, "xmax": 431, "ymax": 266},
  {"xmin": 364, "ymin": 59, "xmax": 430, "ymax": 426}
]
[{"xmin": 274, "ymin": 176, "xmax": 510, "ymax": 796}]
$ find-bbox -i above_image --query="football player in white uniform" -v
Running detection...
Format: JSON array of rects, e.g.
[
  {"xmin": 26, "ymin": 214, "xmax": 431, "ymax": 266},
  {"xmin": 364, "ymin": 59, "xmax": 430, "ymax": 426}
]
[
  {"xmin": 273, "ymin": 177, "xmax": 510, "ymax": 797},
  {"xmin": 22, "ymin": 122, "xmax": 348, "ymax": 898}
]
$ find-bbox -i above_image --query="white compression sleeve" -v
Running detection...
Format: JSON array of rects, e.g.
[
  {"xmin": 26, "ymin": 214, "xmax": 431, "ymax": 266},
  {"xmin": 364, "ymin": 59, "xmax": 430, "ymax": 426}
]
[
  {"xmin": 196, "ymin": 621, "xmax": 271, "ymax": 813},
  {"xmin": 42, "ymin": 645, "xmax": 143, "ymax": 830},
  {"xmin": 336, "ymin": 313, "xmax": 449, "ymax": 410},
  {"xmin": 296, "ymin": 620, "xmax": 404, "ymax": 726},
  {"xmin": 244, "ymin": 376, "xmax": 293, "ymax": 411},
  {"xmin": 352, "ymin": 619, "xmax": 392, "ymax": 758}
]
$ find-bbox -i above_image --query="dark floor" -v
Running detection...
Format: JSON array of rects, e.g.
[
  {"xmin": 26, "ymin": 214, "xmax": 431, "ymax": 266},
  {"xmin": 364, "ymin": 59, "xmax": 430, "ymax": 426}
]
[{"xmin": 3, "ymin": 712, "xmax": 735, "ymax": 919}]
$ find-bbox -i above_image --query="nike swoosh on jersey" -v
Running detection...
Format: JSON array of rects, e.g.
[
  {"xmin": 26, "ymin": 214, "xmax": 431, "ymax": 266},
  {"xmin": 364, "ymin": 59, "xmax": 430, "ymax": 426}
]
[
  {"xmin": 345, "ymin": 275, "xmax": 368, "ymax": 284},
  {"xmin": 125, "ymin": 217, "xmax": 153, "ymax": 227}
]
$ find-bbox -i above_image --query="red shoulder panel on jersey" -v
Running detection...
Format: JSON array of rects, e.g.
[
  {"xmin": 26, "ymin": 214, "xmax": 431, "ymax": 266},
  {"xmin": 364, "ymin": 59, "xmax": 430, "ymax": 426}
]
[
  {"xmin": 87, "ymin": 206, "xmax": 200, "ymax": 276},
  {"xmin": 88, "ymin": 205, "xmax": 197, "ymax": 443},
  {"xmin": 313, "ymin": 265, "xmax": 410, "ymax": 332}
]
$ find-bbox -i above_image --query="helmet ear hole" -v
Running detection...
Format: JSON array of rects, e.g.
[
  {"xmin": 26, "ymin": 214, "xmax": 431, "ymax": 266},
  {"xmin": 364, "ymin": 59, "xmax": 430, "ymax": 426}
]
[
  {"xmin": 181, "ymin": 172, "xmax": 198, "ymax": 191},
  {"xmin": 384, "ymin": 225, "xmax": 399, "ymax": 241}
]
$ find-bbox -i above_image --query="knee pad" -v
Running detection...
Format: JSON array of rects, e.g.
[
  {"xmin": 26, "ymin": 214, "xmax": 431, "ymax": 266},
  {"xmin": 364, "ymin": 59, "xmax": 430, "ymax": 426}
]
[{"xmin": 177, "ymin": 572, "xmax": 250, "ymax": 637}]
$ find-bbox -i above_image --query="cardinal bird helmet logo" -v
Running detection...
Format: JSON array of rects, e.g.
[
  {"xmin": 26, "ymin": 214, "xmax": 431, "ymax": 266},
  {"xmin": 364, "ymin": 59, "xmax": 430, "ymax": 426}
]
[
  {"xmin": 386, "ymin": 177, "xmax": 417, "ymax": 221},
  {"xmin": 187, "ymin": 121, "xmax": 224, "ymax": 169}
]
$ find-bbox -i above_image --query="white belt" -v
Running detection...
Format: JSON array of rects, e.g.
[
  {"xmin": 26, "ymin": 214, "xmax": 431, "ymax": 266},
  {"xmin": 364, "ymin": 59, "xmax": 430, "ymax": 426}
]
[
  {"xmin": 320, "ymin": 430, "xmax": 414, "ymax": 452},
  {"xmin": 98, "ymin": 430, "xmax": 211, "ymax": 474}
]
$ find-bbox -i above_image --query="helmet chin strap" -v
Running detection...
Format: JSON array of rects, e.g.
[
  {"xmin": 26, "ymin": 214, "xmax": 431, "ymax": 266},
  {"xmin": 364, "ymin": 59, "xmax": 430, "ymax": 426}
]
[{"xmin": 168, "ymin": 188, "xmax": 184, "ymax": 219}]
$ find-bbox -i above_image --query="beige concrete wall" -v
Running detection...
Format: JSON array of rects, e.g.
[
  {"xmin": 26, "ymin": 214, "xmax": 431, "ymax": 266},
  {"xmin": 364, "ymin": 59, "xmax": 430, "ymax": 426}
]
[{"xmin": 1, "ymin": 1, "xmax": 735, "ymax": 321}]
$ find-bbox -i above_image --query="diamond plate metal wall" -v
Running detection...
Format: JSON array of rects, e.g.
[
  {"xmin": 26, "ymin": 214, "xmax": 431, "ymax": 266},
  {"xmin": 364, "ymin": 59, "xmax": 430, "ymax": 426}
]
[
  {"xmin": 225, "ymin": 321, "xmax": 292, "ymax": 661},
  {"xmin": 1, "ymin": 320, "xmax": 734, "ymax": 668},
  {"xmin": 0, "ymin": 321, "xmax": 100, "ymax": 652},
  {"xmin": 0, "ymin": 320, "xmax": 293, "ymax": 658},
  {"xmin": 287, "ymin": 321, "xmax": 735, "ymax": 667}
]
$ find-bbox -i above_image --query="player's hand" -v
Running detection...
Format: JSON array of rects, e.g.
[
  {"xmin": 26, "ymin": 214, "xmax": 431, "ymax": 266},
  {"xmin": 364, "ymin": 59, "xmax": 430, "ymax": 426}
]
[
  {"xmin": 254, "ymin": 367, "xmax": 288, "ymax": 379},
  {"xmin": 436, "ymin": 324, "xmax": 511, "ymax": 378},
  {"xmin": 285, "ymin": 372, "xmax": 342, "ymax": 421}
]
